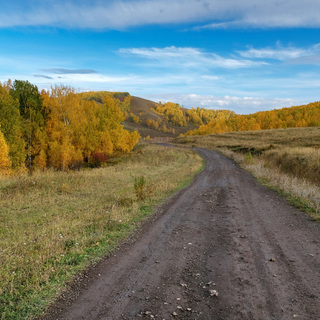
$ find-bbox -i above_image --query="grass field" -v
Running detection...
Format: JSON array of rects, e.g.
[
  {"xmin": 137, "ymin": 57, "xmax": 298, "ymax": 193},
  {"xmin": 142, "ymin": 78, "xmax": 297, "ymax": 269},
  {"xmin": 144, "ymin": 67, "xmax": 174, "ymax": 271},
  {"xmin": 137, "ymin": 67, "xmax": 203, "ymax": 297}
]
[
  {"xmin": 177, "ymin": 126, "xmax": 320, "ymax": 150},
  {"xmin": 175, "ymin": 126, "xmax": 320, "ymax": 218},
  {"xmin": 0, "ymin": 144, "xmax": 203, "ymax": 320}
]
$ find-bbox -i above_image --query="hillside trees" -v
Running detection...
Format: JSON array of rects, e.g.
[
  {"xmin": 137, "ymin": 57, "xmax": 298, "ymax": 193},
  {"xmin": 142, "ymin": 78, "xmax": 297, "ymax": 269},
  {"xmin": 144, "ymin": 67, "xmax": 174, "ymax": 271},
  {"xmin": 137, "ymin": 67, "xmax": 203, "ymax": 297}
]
[
  {"xmin": 186, "ymin": 102, "xmax": 320, "ymax": 136},
  {"xmin": 187, "ymin": 107, "xmax": 235, "ymax": 127},
  {"xmin": 154, "ymin": 102, "xmax": 187, "ymax": 127}
]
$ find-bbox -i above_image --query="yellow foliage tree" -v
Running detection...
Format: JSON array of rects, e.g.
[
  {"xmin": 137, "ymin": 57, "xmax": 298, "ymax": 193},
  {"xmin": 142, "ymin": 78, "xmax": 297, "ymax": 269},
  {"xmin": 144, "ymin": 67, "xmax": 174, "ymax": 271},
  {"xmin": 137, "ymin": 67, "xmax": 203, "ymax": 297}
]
[
  {"xmin": 155, "ymin": 102, "xmax": 187, "ymax": 126},
  {"xmin": 42, "ymin": 86, "xmax": 139, "ymax": 169},
  {"xmin": 0, "ymin": 83, "xmax": 26, "ymax": 168},
  {"xmin": 0, "ymin": 126, "xmax": 11, "ymax": 172}
]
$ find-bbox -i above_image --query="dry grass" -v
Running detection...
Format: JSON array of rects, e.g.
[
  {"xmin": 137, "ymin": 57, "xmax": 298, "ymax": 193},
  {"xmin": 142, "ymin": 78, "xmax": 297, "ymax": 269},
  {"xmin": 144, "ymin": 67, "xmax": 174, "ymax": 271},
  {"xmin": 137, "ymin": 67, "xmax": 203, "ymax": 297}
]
[
  {"xmin": 175, "ymin": 126, "xmax": 320, "ymax": 218},
  {"xmin": 0, "ymin": 144, "xmax": 203, "ymax": 319},
  {"xmin": 262, "ymin": 147, "xmax": 320, "ymax": 186},
  {"xmin": 176, "ymin": 126, "xmax": 320, "ymax": 150}
]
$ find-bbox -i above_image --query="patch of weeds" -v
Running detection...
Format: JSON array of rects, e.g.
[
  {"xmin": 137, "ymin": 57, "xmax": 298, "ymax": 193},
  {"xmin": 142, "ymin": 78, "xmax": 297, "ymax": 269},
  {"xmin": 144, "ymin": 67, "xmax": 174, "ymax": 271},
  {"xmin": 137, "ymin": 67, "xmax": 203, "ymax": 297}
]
[
  {"xmin": 57, "ymin": 183, "xmax": 72, "ymax": 195},
  {"xmin": 64, "ymin": 239, "xmax": 76, "ymax": 251},
  {"xmin": 285, "ymin": 194, "xmax": 316, "ymax": 215},
  {"xmin": 62, "ymin": 253, "xmax": 86, "ymax": 267},
  {"xmin": 244, "ymin": 152, "xmax": 254, "ymax": 164},
  {"xmin": 310, "ymin": 210, "xmax": 320, "ymax": 222},
  {"xmin": 134, "ymin": 176, "xmax": 146, "ymax": 201},
  {"xmin": 117, "ymin": 197, "xmax": 134, "ymax": 206},
  {"xmin": 139, "ymin": 205, "xmax": 152, "ymax": 216},
  {"xmin": 105, "ymin": 220, "xmax": 126, "ymax": 232}
]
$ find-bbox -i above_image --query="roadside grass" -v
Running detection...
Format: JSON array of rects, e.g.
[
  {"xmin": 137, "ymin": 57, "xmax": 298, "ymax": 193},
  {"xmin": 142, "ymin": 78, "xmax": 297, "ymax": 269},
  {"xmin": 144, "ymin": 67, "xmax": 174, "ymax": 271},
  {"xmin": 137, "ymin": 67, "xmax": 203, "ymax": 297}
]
[
  {"xmin": 175, "ymin": 127, "xmax": 320, "ymax": 219},
  {"xmin": 0, "ymin": 144, "xmax": 203, "ymax": 320},
  {"xmin": 261, "ymin": 147, "xmax": 320, "ymax": 186}
]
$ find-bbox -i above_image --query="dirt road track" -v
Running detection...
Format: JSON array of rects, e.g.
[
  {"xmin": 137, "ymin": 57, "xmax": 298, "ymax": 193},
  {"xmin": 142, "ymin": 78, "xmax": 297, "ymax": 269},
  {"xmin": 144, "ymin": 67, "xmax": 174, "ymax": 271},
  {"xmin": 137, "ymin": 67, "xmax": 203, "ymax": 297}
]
[{"xmin": 40, "ymin": 147, "xmax": 320, "ymax": 320}]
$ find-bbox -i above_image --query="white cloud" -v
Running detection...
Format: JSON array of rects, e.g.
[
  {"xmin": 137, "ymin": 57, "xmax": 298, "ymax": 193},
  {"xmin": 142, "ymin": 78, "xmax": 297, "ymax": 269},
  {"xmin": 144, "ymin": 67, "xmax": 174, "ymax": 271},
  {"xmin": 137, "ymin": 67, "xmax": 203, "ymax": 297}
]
[
  {"xmin": 1, "ymin": 0, "xmax": 320, "ymax": 29},
  {"xmin": 194, "ymin": 1, "xmax": 320, "ymax": 29},
  {"xmin": 42, "ymin": 68, "xmax": 98, "ymax": 74},
  {"xmin": 142, "ymin": 93, "xmax": 301, "ymax": 114},
  {"xmin": 201, "ymin": 75, "xmax": 219, "ymax": 81},
  {"xmin": 0, "ymin": 0, "xmax": 215, "ymax": 29},
  {"xmin": 119, "ymin": 46, "xmax": 265, "ymax": 69},
  {"xmin": 33, "ymin": 73, "xmax": 137, "ymax": 84},
  {"xmin": 238, "ymin": 44, "xmax": 320, "ymax": 62},
  {"xmin": 119, "ymin": 47, "xmax": 201, "ymax": 59}
]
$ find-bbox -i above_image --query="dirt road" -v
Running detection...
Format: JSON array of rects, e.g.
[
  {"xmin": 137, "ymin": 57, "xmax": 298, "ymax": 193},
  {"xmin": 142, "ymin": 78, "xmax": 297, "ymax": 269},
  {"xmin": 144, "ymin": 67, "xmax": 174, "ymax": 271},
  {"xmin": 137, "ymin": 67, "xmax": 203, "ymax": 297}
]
[{"xmin": 41, "ymin": 147, "xmax": 320, "ymax": 320}]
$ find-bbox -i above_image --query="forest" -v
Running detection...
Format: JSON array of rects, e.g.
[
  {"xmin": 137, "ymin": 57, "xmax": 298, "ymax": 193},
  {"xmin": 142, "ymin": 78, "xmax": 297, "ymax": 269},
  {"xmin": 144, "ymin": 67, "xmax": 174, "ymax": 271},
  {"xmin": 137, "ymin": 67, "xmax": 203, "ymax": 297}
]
[
  {"xmin": 1, "ymin": 78, "xmax": 320, "ymax": 174},
  {"xmin": 0, "ymin": 80, "xmax": 140, "ymax": 173}
]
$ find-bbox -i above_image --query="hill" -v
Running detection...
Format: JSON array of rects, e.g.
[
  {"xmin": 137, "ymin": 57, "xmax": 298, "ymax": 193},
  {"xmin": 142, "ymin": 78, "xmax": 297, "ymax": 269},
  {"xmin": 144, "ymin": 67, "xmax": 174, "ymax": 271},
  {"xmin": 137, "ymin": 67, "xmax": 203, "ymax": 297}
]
[{"xmin": 123, "ymin": 96, "xmax": 197, "ymax": 138}]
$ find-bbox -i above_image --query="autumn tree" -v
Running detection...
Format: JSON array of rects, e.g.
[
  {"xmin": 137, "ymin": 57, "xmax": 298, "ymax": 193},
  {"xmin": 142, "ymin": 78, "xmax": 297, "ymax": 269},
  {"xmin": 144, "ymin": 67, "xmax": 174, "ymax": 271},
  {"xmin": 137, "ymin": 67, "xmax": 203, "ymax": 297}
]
[
  {"xmin": 128, "ymin": 112, "xmax": 140, "ymax": 124},
  {"xmin": 42, "ymin": 86, "xmax": 139, "ymax": 170},
  {"xmin": 146, "ymin": 119, "xmax": 159, "ymax": 130},
  {"xmin": 43, "ymin": 86, "xmax": 86, "ymax": 170},
  {"xmin": 10, "ymin": 80, "xmax": 48, "ymax": 171},
  {"xmin": 187, "ymin": 108, "xmax": 203, "ymax": 126},
  {"xmin": 0, "ymin": 126, "xmax": 11, "ymax": 173},
  {"xmin": 155, "ymin": 102, "xmax": 187, "ymax": 127},
  {"xmin": 101, "ymin": 94, "xmax": 139, "ymax": 153}
]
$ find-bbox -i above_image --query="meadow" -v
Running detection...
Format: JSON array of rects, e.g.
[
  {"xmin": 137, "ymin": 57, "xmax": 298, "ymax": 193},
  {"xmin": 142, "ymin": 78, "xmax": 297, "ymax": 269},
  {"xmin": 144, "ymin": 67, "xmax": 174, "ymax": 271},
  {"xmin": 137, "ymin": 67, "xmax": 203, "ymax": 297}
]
[
  {"xmin": 175, "ymin": 126, "xmax": 320, "ymax": 218},
  {"xmin": 0, "ymin": 144, "xmax": 203, "ymax": 319}
]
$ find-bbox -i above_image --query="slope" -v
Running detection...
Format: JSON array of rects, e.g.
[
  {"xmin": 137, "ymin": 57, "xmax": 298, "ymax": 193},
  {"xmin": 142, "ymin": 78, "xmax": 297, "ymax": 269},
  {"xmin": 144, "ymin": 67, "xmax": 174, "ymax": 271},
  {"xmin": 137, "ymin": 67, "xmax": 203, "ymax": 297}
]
[{"xmin": 123, "ymin": 96, "xmax": 197, "ymax": 138}]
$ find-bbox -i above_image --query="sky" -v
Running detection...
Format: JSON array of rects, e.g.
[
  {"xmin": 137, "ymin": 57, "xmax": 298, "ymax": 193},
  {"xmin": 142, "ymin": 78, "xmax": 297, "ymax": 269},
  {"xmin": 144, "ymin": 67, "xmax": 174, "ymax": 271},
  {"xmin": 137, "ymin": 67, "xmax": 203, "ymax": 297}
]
[{"xmin": 1, "ymin": 0, "xmax": 320, "ymax": 114}]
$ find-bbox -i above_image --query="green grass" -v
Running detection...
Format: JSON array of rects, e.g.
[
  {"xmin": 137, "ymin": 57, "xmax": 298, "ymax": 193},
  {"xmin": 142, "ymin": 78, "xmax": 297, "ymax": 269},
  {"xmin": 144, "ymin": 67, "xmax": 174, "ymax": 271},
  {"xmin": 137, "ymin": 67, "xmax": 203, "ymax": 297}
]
[{"xmin": 0, "ymin": 144, "xmax": 203, "ymax": 320}]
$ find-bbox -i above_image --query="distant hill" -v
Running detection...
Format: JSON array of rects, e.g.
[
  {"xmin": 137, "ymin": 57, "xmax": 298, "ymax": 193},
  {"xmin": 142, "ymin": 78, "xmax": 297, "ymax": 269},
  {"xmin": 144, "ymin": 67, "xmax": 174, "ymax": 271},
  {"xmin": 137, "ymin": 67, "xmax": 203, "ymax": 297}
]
[
  {"xmin": 123, "ymin": 96, "xmax": 197, "ymax": 138},
  {"xmin": 123, "ymin": 96, "xmax": 235, "ymax": 138}
]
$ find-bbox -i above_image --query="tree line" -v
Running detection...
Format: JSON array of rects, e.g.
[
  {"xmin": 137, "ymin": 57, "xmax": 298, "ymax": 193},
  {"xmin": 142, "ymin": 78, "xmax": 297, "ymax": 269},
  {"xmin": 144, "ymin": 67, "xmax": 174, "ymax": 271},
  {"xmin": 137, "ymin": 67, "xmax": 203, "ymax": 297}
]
[
  {"xmin": 0, "ymin": 80, "xmax": 140, "ymax": 173},
  {"xmin": 148, "ymin": 100, "xmax": 320, "ymax": 136},
  {"xmin": 186, "ymin": 102, "xmax": 320, "ymax": 135}
]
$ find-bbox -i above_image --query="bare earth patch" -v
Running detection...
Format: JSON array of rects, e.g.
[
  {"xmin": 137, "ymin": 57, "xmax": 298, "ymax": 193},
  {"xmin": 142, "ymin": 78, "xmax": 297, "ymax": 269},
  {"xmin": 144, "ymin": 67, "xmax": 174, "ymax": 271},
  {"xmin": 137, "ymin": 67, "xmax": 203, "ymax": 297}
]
[{"xmin": 38, "ymin": 148, "xmax": 320, "ymax": 320}]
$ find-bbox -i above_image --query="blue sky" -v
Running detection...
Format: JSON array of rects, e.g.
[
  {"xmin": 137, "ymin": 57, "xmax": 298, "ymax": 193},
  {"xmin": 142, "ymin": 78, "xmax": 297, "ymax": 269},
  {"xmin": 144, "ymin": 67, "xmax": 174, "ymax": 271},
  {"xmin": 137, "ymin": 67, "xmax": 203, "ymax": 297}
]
[{"xmin": 1, "ymin": 0, "xmax": 320, "ymax": 114}]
